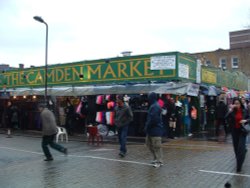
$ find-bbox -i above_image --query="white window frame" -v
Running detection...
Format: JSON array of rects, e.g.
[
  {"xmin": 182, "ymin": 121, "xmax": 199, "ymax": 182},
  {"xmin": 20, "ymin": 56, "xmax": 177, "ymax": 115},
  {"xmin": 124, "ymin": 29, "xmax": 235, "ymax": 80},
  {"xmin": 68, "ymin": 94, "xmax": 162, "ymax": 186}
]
[
  {"xmin": 219, "ymin": 57, "xmax": 227, "ymax": 69},
  {"xmin": 231, "ymin": 56, "xmax": 239, "ymax": 69}
]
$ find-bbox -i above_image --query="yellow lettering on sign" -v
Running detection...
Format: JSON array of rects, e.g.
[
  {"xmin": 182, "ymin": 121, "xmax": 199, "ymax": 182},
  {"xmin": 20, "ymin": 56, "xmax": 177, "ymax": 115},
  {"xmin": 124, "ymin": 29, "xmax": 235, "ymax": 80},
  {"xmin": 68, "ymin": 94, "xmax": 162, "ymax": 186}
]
[
  {"xmin": 118, "ymin": 63, "xmax": 128, "ymax": 78},
  {"xmin": 130, "ymin": 61, "xmax": 142, "ymax": 77},
  {"xmin": 87, "ymin": 65, "xmax": 101, "ymax": 79},
  {"xmin": 5, "ymin": 74, "xmax": 10, "ymax": 85},
  {"xmin": 27, "ymin": 72, "xmax": 35, "ymax": 84},
  {"xmin": 56, "ymin": 68, "xmax": 64, "ymax": 82},
  {"xmin": 35, "ymin": 71, "xmax": 43, "ymax": 84},
  {"xmin": 64, "ymin": 68, "xmax": 71, "ymax": 82},
  {"xmin": 144, "ymin": 60, "xmax": 154, "ymax": 76},
  {"xmin": 12, "ymin": 73, "xmax": 19, "ymax": 85},
  {"xmin": 202, "ymin": 69, "xmax": 217, "ymax": 84},
  {"xmin": 47, "ymin": 69, "xmax": 55, "ymax": 82},
  {"xmin": 19, "ymin": 71, "xmax": 25, "ymax": 85},
  {"xmin": 72, "ymin": 67, "xmax": 80, "ymax": 81},
  {"xmin": 159, "ymin": 70, "xmax": 164, "ymax": 75},
  {"xmin": 103, "ymin": 64, "xmax": 116, "ymax": 79}
]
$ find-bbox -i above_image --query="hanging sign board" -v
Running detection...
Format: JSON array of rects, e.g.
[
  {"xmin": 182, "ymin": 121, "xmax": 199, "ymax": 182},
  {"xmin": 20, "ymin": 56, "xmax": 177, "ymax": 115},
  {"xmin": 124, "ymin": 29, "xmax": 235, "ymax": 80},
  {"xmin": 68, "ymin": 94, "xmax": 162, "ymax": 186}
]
[
  {"xmin": 178, "ymin": 63, "xmax": 189, "ymax": 79},
  {"xmin": 150, "ymin": 55, "xmax": 176, "ymax": 70}
]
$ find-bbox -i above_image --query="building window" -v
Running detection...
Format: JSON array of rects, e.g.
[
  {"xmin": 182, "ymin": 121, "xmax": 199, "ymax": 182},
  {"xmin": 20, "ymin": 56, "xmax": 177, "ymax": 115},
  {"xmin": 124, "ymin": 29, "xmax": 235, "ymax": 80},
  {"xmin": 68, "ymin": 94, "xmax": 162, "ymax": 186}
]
[
  {"xmin": 219, "ymin": 58, "xmax": 227, "ymax": 69},
  {"xmin": 205, "ymin": 60, "xmax": 212, "ymax": 66},
  {"xmin": 231, "ymin": 56, "xmax": 239, "ymax": 69}
]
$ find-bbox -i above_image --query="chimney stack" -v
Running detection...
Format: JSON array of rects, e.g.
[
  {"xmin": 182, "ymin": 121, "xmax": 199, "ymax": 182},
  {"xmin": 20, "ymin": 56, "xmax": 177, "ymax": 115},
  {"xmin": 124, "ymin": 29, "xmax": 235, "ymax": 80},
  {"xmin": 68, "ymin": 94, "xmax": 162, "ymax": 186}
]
[
  {"xmin": 19, "ymin": 64, "xmax": 24, "ymax": 69},
  {"xmin": 121, "ymin": 51, "xmax": 132, "ymax": 57}
]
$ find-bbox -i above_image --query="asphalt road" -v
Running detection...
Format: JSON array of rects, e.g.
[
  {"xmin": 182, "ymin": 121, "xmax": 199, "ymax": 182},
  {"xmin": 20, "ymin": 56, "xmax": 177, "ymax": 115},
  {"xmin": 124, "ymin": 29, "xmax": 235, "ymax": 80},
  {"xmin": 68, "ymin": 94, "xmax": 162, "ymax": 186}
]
[{"xmin": 0, "ymin": 134, "xmax": 250, "ymax": 188}]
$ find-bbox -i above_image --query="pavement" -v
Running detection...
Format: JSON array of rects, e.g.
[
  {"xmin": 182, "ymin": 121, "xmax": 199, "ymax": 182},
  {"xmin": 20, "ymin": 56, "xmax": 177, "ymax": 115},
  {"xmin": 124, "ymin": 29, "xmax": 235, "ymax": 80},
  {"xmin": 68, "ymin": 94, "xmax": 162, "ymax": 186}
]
[
  {"xmin": 0, "ymin": 129, "xmax": 250, "ymax": 187},
  {"xmin": 0, "ymin": 127, "xmax": 223, "ymax": 144}
]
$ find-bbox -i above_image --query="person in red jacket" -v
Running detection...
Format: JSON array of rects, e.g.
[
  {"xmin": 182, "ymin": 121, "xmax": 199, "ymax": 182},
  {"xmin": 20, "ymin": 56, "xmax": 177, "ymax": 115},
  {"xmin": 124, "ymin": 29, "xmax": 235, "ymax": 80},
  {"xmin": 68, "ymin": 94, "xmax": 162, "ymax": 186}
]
[{"xmin": 226, "ymin": 98, "xmax": 249, "ymax": 172}]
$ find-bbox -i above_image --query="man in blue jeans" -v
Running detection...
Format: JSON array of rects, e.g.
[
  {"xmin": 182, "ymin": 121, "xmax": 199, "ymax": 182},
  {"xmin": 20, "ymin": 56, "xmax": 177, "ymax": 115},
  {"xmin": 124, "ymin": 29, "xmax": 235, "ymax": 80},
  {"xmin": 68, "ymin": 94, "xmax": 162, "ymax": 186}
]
[{"xmin": 114, "ymin": 95, "xmax": 133, "ymax": 157}]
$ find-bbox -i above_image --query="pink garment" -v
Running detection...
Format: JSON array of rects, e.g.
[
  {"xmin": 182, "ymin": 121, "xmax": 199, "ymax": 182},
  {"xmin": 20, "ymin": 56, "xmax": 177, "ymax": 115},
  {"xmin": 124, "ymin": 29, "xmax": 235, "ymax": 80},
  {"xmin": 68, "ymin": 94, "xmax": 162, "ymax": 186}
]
[
  {"xmin": 107, "ymin": 101, "xmax": 115, "ymax": 109},
  {"xmin": 76, "ymin": 102, "xmax": 82, "ymax": 114},
  {"xmin": 96, "ymin": 95, "xmax": 104, "ymax": 104},
  {"xmin": 158, "ymin": 99, "xmax": 164, "ymax": 108}
]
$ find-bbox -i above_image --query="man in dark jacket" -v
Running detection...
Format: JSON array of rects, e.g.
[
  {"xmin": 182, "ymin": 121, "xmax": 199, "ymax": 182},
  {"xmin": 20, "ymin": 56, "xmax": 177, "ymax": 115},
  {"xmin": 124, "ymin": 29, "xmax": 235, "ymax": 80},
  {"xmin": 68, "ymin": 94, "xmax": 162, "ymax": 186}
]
[
  {"xmin": 5, "ymin": 101, "xmax": 14, "ymax": 138},
  {"xmin": 215, "ymin": 100, "xmax": 228, "ymax": 137},
  {"xmin": 38, "ymin": 103, "xmax": 68, "ymax": 161},
  {"xmin": 65, "ymin": 99, "xmax": 75, "ymax": 135},
  {"xmin": 114, "ymin": 95, "xmax": 133, "ymax": 157},
  {"xmin": 145, "ymin": 92, "xmax": 164, "ymax": 168}
]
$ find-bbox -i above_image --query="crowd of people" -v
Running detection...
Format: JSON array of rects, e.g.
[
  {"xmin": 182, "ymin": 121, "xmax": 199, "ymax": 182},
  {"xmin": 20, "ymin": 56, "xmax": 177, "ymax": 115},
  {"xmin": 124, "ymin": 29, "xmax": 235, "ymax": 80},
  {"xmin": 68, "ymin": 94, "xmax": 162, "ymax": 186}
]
[{"xmin": 1, "ymin": 93, "xmax": 250, "ymax": 171}]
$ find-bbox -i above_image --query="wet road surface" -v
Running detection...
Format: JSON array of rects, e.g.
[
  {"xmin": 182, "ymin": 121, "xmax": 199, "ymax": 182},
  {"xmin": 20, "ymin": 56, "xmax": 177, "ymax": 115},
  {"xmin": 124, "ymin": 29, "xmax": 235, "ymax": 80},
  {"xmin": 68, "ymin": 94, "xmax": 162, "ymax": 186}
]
[{"xmin": 0, "ymin": 134, "xmax": 250, "ymax": 188}]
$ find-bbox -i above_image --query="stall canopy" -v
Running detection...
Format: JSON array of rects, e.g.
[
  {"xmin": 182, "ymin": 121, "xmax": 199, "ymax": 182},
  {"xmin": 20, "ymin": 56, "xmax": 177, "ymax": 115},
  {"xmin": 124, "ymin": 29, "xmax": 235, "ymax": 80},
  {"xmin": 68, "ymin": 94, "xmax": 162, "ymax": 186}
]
[
  {"xmin": 4, "ymin": 82, "xmax": 200, "ymax": 97},
  {"xmin": 200, "ymin": 85, "xmax": 220, "ymax": 96}
]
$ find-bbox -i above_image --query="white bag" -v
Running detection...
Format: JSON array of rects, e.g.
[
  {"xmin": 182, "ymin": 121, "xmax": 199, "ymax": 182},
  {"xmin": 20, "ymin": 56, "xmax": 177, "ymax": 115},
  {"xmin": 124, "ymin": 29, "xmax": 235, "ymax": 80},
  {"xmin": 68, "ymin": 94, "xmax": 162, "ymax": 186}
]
[{"xmin": 162, "ymin": 108, "xmax": 167, "ymax": 115}]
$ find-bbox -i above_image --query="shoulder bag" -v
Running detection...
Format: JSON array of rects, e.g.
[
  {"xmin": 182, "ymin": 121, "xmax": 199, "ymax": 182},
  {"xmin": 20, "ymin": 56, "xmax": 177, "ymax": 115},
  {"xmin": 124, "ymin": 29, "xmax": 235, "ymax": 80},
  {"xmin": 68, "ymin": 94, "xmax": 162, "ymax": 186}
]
[{"xmin": 241, "ymin": 123, "xmax": 250, "ymax": 134}]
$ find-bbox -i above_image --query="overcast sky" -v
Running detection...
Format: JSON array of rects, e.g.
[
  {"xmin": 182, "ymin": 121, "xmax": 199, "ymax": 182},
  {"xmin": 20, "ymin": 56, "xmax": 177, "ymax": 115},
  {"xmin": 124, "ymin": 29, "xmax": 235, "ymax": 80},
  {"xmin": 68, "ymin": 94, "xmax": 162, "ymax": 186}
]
[{"xmin": 0, "ymin": 0, "xmax": 249, "ymax": 68}]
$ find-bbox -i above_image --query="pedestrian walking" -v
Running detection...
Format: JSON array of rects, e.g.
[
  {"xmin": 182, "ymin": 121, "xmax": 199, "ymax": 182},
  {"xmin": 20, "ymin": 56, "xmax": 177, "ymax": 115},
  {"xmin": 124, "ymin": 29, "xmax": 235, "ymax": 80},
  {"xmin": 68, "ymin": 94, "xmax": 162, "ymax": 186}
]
[
  {"xmin": 215, "ymin": 99, "xmax": 228, "ymax": 139},
  {"xmin": 38, "ymin": 103, "xmax": 68, "ymax": 161},
  {"xmin": 166, "ymin": 98, "xmax": 176, "ymax": 139},
  {"xmin": 144, "ymin": 92, "xmax": 164, "ymax": 168},
  {"xmin": 225, "ymin": 98, "xmax": 249, "ymax": 172},
  {"xmin": 174, "ymin": 100, "xmax": 183, "ymax": 138},
  {"xmin": 5, "ymin": 101, "xmax": 14, "ymax": 138},
  {"xmin": 184, "ymin": 96, "xmax": 192, "ymax": 137},
  {"xmin": 114, "ymin": 95, "xmax": 133, "ymax": 157},
  {"xmin": 240, "ymin": 96, "xmax": 248, "ymax": 109},
  {"xmin": 65, "ymin": 98, "xmax": 75, "ymax": 135}
]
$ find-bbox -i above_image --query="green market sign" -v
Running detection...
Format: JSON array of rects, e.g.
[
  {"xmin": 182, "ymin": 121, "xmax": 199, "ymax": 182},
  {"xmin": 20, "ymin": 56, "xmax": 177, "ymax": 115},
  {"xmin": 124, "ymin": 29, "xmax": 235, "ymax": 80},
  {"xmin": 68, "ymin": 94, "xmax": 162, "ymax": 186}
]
[
  {"xmin": 201, "ymin": 66, "xmax": 248, "ymax": 91},
  {"xmin": 1, "ymin": 52, "xmax": 196, "ymax": 89},
  {"xmin": 1, "ymin": 51, "xmax": 246, "ymax": 91}
]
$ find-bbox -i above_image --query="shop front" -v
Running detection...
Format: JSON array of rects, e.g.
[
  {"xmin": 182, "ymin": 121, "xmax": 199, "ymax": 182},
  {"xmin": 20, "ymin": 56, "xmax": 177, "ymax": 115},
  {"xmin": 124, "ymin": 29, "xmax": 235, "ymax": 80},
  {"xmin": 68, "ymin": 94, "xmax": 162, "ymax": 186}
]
[
  {"xmin": 0, "ymin": 51, "xmax": 248, "ymax": 137},
  {"xmin": 200, "ymin": 66, "xmax": 249, "ymax": 135},
  {"xmin": 0, "ymin": 52, "xmax": 198, "ymax": 136}
]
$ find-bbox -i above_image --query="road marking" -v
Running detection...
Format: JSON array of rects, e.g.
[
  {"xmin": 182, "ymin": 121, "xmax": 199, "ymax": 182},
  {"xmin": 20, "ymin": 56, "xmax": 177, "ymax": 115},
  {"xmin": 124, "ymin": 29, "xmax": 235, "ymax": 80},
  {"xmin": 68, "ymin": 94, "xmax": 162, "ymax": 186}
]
[
  {"xmin": 90, "ymin": 148, "xmax": 115, "ymax": 152},
  {"xmin": 199, "ymin": 170, "xmax": 250, "ymax": 178},
  {"xmin": 0, "ymin": 146, "xmax": 153, "ymax": 167},
  {"xmin": 0, "ymin": 146, "xmax": 43, "ymax": 155},
  {"xmin": 165, "ymin": 143, "xmax": 227, "ymax": 148},
  {"xmin": 68, "ymin": 154, "xmax": 153, "ymax": 166}
]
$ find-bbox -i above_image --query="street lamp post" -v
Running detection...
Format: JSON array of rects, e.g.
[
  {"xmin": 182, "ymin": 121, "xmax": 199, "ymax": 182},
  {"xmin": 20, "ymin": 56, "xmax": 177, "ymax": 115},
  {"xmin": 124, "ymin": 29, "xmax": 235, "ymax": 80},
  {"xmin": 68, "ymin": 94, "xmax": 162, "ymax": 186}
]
[{"xmin": 33, "ymin": 16, "xmax": 48, "ymax": 104}]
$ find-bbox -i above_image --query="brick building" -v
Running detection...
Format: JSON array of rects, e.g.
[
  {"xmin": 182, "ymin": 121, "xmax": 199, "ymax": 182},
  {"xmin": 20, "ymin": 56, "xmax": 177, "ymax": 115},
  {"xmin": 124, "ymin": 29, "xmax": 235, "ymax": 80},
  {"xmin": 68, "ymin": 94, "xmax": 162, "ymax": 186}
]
[{"xmin": 191, "ymin": 29, "xmax": 250, "ymax": 77}]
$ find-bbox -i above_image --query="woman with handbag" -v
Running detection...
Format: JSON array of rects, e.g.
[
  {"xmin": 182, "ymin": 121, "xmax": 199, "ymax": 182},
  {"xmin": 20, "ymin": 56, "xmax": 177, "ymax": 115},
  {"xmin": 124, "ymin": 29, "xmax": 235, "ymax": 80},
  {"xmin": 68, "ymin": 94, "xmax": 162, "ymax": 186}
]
[{"xmin": 226, "ymin": 98, "xmax": 249, "ymax": 172}]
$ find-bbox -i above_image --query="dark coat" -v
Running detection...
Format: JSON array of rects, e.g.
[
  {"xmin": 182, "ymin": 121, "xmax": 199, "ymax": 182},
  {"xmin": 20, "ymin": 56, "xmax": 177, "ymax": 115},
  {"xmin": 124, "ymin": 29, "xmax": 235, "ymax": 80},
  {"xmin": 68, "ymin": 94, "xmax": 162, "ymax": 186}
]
[
  {"xmin": 216, "ymin": 101, "xmax": 228, "ymax": 119},
  {"xmin": 4, "ymin": 105, "xmax": 14, "ymax": 128},
  {"xmin": 114, "ymin": 104, "xmax": 133, "ymax": 128},
  {"xmin": 145, "ymin": 92, "xmax": 163, "ymax": 137},
  {"xmin": 40, "ymin": 108, "xmax": 58, "ymax": 136},
  {"xmin": 65, "ymin": 105, "xmax": 75, "ymax": 119},
  {"xmin": 225, "ymin": 108, "xmax": 249, "ymax": 129}
]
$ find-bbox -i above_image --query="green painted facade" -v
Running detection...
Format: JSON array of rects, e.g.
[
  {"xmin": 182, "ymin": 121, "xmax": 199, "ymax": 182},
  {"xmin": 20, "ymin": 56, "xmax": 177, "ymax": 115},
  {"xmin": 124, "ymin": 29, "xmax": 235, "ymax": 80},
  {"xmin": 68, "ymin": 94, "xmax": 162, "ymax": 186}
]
[
  {"xmin": 0, "ymin": 52, "xmax": 195, "ymax": 88},
  {"xmin": 201, "ymin": 66, "xmax": 248, "ymax": 91},
  {"xmin": 0, "ymin": 51, "xmax": 248, "ymax": 90}
]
